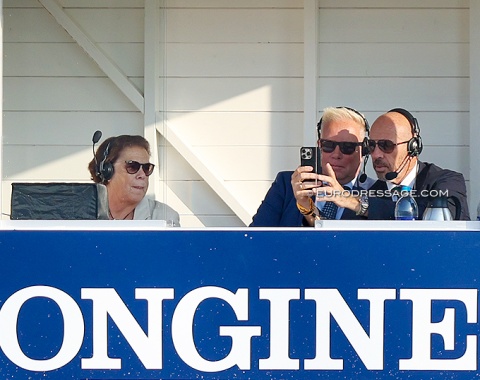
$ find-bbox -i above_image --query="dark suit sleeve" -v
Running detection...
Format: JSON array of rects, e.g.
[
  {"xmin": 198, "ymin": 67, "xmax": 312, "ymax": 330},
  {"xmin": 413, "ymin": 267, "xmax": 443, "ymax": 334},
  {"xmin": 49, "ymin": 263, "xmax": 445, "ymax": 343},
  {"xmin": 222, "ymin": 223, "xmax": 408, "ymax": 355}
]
[
  {"xmin": 419, "ymin": 168, "xmax": 470, "ymax": 221},
  {"xmin": 368, "ymin": 164, "xmax": 471, "ymax": 221},
  {"xmin": 367, "ymin": 195, "xmax": 396, "ymax": 220},
  {"xmin": 250, "ymin": 171, "xmax": 303, "ymax": 227},
  {"xmin": 365, "ymin": 180, "xmax": 395, "ymax": 220}
]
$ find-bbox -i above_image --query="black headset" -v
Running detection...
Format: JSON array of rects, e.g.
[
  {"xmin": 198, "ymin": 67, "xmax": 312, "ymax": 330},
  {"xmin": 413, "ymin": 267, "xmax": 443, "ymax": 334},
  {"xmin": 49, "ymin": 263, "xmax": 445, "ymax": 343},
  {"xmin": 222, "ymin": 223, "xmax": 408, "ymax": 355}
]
[
  {"xmin": 316, "ymin": 106, "xmax": 370, "ymax": 156},
  {"xmin": 97, "ymin": 140, "xmax": 115, "ymax": 182},
  {"xmin": 388, "ymin": 108, "xmax": 423, "ymax": 157}
]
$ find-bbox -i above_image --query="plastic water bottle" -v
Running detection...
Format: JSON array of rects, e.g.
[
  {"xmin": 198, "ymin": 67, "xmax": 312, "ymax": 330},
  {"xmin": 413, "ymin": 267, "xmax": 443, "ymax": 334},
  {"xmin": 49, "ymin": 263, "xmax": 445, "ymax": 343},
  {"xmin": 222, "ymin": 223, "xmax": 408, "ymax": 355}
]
[{"xmin": 394, "ymin": 186, "xmax": 418, "ymax": 220}]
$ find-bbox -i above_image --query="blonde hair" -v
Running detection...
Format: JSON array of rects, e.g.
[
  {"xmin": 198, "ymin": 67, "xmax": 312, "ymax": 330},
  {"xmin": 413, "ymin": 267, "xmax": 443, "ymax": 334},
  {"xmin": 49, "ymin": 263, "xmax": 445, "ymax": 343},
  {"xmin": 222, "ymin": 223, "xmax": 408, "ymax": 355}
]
[{"xmin": 318, "ymin": 107, "xmax": 368, "ymax": 140}]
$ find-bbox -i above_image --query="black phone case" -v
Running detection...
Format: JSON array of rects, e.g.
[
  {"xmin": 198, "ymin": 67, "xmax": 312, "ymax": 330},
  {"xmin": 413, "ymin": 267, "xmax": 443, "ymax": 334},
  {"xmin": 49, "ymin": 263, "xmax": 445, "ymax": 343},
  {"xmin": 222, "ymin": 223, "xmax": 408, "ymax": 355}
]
[{"xmin": 300, "ymin": 146, "xmax": 321, "ymax": 173}]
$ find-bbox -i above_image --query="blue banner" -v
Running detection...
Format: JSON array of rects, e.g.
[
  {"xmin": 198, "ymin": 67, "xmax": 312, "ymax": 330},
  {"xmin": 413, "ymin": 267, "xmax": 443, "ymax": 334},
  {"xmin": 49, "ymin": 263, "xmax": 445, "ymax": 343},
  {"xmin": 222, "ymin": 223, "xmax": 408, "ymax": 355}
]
[{"xmin": 0, "ymin": 227, "xmax": 479, "ymax": 379}]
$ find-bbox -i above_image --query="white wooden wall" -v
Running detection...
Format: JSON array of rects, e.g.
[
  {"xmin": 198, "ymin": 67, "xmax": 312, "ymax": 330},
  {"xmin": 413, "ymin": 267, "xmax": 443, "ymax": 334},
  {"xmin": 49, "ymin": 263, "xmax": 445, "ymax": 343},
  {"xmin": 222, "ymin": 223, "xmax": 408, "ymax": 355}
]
[
  {"xmin": 2, "ymin": 0, "xmax": 146, "ymax": 217},
  {"xmin": 161, "ymin": 0, "xmax": 303, "ymax": 226},
  {"xmin": 316, "ymin": 1, "xmax": 471, "ymax": 190},
  {"xmin": 2, "ymin": 0, "xmax": 477, "ymax": 224}
]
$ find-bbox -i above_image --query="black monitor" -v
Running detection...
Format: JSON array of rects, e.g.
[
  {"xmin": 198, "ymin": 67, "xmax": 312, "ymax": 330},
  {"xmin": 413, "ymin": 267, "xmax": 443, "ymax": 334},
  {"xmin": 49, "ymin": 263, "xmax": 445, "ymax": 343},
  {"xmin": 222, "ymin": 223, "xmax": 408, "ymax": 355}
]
[{"xmin": 10, "ymin": 183, "xmax": 109, "ymax": 220}]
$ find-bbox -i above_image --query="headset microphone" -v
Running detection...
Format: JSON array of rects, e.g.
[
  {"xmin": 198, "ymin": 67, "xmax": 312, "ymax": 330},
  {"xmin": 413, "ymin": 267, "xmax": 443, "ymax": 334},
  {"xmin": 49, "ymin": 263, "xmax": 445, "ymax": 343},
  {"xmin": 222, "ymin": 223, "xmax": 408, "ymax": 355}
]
[
  {"xmin": 92, "ymin": 130, "xmax": 102, "ymax": 170},
  {"xmin": 385, "ymin": 155, "xmax": 410, "ymax": 181},
  {"xmin": 359, "ymin": 156, "xmax": 369, "ymax": 183},
  {"xmin": 385, "ymin": 171, "xmax": 398, "ymax": 181},
  {"xmin": 92, "ymin": 130, "xmax": 102, "ymax": 144}
]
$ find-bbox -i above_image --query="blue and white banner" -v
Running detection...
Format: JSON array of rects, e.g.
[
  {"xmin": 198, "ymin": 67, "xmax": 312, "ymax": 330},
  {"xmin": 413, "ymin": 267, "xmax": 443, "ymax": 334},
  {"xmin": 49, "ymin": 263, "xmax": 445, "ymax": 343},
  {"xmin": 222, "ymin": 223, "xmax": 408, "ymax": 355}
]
[{"xmin": 0, "ymin": 226, "xmax": 479, "ymax": 379}]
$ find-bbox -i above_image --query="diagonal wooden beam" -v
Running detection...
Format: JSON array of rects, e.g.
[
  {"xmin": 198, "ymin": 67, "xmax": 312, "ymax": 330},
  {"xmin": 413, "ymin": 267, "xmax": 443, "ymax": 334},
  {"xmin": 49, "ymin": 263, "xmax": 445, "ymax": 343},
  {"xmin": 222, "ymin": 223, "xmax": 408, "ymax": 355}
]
[
  {"xmin": 39, "ymin": 0, "xmax": 144, "ymax": 113},
  {"xmin": 149, "ymin": 1, "xmax": 250, "ymax": 225},
  {"xmin": 161, "ymin": 120, "xmax": 251, "ymax": 225}
]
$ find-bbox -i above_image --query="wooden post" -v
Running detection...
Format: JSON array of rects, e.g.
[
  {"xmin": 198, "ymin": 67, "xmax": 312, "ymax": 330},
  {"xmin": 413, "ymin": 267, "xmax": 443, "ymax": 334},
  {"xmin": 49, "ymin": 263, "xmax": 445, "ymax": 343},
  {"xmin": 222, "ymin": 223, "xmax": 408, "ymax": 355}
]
[
  {"xmin": 0, "ymin": 0, "xmax": 3, "ymax": 218},
  {"xmin": 303, "ymin": 0, "xmax": 319, "ymax": 146},
  {"xmin": 470, "ymin": 0, "xmax": 480, "ymax": 219}
]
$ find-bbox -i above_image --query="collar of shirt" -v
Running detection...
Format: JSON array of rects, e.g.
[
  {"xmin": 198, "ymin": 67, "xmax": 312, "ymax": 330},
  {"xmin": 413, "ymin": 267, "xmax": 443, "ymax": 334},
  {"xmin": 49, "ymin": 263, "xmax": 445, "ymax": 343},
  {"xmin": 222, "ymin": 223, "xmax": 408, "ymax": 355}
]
[
  {"xmin": 386, "ymin": 164, "xmax": 417, "ymax": 191},
  {"xmin": 343, "ymin": 178, "xmax": 356, "ymax": 191},
  {"xmin": 386, "ymin": 163, "xmax": 418, "ymax": 200}
]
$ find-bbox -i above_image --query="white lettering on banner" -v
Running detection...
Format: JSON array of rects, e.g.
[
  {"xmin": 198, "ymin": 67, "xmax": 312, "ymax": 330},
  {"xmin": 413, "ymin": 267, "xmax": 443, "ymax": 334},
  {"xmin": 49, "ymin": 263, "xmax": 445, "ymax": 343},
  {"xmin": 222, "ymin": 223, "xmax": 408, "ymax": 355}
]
[
  {"xmin": 258, "ymin": 288, "xmax": 300, "ymax": 370},
  {"xmin": 304, "ymin": 288, "xmax": 396, "ymax": 370},
  {"xmin": 0, "ymin": 286, "xmax": 477, "ymax": 373},
  {"xmin": 81, "ymin": 288, "xmax": 174, "ymax": 370},
  {"xmin": 171, "ymin": 286, "xmax": 261, "ymax": 372},
  {"xmin": 399, "ymin": 289, "xmax": 477, "ymax": 371},
  {"xmin": 0, "ymin": 286, "xmax": 84, "ymax": 371}
]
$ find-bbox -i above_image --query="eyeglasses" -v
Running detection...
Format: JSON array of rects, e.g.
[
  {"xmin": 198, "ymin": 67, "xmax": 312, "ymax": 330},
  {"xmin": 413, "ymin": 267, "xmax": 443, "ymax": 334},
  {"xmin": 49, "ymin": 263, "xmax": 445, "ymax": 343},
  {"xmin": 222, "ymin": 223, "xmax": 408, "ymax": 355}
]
[
  {"xmin": 124, "ymin": 160, "xmax": 155, "ymax": 176},
  {"xmin": 367, "ymin": 139, "xmax": 409, "ymax": 154},
  {"xmin": 320, "ymin": 139, "xmax": 363, "ymax": 155}
]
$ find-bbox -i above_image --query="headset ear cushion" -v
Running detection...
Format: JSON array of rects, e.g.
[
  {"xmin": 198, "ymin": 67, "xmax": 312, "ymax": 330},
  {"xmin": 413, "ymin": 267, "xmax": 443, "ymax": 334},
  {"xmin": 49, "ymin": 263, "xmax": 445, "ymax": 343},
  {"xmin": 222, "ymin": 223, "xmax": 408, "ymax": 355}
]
[
  {"xmin": 416, "ymin": 135, "xmax": 423, "ymax": 155},
  {"xmin": 100, "ymin": 162, "xmax": 114, "ymax": 181},
  {"xmin": 97, "ymin": 140, "xmax": 114, "ymax": 182},
  {"xmin": 361, "ymin": 137, "xmax": 369, "ymax": 156},
  {"xmin": 316, "ymin": 118, "xmax": 323, "ymax": 140},
  {"xmin": 407, "ymin": 137, "xmax": 420, "ymax": 157}
]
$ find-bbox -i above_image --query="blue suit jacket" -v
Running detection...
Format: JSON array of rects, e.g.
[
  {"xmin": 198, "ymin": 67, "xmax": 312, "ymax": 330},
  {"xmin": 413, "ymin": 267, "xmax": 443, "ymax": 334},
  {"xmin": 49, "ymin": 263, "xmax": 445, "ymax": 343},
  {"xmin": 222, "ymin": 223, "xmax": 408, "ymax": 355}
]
[{"xmin": 250, "ymin": 171, "xmax": 366, "ymax": 227}]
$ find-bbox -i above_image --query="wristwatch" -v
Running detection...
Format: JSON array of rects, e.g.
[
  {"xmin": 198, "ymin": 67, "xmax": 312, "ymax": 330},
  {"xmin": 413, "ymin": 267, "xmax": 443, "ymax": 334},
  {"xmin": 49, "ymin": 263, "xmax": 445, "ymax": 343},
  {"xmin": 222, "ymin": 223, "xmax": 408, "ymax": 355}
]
[{"xmin": 356, "ymin": 195, "xmax": 369, "ymax": 216}]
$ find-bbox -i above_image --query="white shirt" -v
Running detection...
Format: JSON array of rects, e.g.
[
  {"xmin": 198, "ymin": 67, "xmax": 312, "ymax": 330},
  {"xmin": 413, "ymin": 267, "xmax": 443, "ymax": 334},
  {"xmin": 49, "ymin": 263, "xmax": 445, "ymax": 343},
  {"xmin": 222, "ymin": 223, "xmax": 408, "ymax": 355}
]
[{"xmin": 386, "ymin": 163, "xmax": 418, "ymax": 201}]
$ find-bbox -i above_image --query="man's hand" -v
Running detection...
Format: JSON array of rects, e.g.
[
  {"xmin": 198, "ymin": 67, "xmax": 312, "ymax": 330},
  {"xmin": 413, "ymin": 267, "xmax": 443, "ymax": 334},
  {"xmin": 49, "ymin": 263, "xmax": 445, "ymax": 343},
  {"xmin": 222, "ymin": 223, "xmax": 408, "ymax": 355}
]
[
  {"xmin": 316, "ymin": 163, "xmax": 361, "ymax": 212},
  {"xmin": 291, "ymin": 165, "xmax": 319, "ymax": 210}
]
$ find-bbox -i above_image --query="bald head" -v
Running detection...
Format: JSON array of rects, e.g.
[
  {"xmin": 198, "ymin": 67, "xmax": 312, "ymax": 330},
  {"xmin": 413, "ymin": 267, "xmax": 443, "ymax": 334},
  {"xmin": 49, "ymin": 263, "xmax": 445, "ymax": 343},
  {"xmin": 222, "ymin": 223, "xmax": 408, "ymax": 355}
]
[
  {"xmin": 369, "ymin": 111, "xmax": 418, "ymax": 183},
  {"xmin": 372, "ymin": 112, "xmax": 415, "ymax": 141}
]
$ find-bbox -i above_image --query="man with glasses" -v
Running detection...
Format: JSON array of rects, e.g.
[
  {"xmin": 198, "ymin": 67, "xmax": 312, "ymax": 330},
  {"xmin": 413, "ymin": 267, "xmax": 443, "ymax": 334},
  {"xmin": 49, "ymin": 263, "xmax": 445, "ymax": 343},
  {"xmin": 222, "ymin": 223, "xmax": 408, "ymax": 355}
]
[
  {"xmin": 366, "ymin": 108, "xmax": 469, "ymax": 220},
  {"xmin": 250, "ymin": 107, "xmax": 375, "ymax": 226}
]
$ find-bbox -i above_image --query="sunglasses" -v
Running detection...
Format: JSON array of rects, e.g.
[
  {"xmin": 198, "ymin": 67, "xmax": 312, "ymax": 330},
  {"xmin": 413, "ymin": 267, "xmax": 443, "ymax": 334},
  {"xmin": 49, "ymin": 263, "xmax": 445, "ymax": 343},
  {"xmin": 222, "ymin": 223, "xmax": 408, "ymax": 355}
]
[
  {"xmin": 124, "ymin": 160, "xmax": 155, "ymax": 176},
  {"xmin": 368, "ymin": 139, "xmax": 409, "ymax": 154},
  {"xmin": 320, "ymin": 139, "xmax": 363, "ymax": 155}
]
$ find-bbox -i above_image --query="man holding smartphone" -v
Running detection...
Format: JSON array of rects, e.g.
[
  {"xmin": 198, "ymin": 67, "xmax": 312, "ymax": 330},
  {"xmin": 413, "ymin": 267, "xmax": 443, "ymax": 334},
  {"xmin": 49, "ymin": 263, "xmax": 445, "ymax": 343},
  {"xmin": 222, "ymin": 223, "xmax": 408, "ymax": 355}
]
[{"xmin": 250, "ymin": 107, "xmax": 374, "ymax": 226}]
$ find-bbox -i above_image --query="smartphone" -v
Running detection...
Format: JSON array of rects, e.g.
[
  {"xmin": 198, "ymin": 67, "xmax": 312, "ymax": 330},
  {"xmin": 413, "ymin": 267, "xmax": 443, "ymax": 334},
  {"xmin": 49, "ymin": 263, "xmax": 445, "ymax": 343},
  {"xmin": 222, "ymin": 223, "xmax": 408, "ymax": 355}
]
[{"xmin": 300, "ymin": 146, "xmax": 321, "ymax": 174}]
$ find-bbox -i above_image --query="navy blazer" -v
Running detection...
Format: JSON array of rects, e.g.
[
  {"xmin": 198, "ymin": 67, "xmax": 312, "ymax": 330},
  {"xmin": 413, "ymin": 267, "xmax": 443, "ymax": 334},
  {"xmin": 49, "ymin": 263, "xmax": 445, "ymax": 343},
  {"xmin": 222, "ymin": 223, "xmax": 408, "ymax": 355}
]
[
  {"xmin": 367, "ymin": 161, "xmax": 470, "ymax": 220},
  {"xmin": 250, "ymin": 171, "xmax": 366, "ymax": 227}
]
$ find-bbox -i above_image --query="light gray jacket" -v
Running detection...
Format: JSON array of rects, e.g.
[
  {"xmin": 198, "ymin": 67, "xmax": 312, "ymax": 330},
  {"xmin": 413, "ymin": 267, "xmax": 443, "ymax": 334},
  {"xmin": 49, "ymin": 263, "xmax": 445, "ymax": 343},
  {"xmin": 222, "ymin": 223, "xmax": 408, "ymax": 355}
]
[{"xmin": 134, "ymin": 196, "xmax": 180, "ymax": 226}]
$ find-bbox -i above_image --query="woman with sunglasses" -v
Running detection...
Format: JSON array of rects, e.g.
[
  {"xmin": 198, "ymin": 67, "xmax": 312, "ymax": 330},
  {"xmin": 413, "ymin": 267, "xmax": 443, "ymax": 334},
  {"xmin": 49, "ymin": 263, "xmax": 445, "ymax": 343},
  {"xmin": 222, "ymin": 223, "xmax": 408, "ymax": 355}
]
[{"xmin": 88, "ymin": 135, "xmax": 180, "ymax": 225}]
